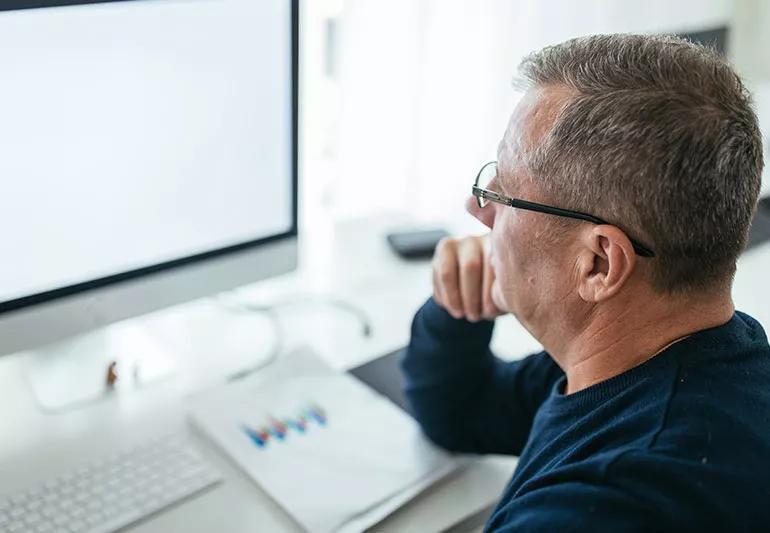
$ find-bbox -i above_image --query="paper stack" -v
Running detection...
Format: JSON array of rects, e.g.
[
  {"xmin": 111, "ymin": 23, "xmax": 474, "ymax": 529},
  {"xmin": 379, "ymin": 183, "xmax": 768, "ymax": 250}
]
[{"xmin": 187, "ymin": 347, "xmax": 458, "ymax": 532}]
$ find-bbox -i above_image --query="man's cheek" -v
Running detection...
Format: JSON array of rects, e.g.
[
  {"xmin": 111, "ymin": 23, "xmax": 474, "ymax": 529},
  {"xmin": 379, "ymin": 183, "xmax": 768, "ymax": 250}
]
[{"xmin": 491, "ymin": 280, "xmax": 508, "ymax": 312}]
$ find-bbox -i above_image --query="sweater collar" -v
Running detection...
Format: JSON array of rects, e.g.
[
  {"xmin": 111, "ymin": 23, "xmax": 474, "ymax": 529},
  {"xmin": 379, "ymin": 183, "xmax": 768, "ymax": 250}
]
[{"xmin": 545, "ymin": 311, "xmax": 762, "ymax": 411}]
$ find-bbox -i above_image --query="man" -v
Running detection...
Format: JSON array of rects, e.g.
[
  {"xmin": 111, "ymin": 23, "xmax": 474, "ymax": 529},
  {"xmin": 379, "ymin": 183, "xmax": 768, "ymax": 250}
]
[{"xmin": 402, "ymin": 34, "xmax": 770, "ymax": 531}]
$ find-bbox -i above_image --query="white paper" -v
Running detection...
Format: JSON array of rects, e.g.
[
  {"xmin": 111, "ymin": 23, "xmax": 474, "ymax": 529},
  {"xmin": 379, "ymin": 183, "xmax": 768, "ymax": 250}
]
[{"xmin": 188, "ymin": 347, "xmax": 458, "ymax": 532}]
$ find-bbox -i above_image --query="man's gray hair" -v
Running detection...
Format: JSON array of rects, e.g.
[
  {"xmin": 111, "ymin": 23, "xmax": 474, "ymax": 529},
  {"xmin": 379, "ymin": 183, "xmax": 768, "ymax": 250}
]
[{"xmin": 518, "ymin": 34, "xmax": 764, "ymax": 293}]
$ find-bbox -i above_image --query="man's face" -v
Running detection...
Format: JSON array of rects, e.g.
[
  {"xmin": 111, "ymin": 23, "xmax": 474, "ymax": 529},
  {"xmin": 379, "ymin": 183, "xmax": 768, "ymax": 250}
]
[{"xmin": 468, "ymin": 87, "xmax": 575, "ymax": 334}]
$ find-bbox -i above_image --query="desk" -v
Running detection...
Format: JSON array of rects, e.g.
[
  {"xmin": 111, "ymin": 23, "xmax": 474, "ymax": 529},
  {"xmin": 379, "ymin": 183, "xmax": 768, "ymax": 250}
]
[{"xmin": 1, "ymin": 212, "xmax": 769, "ymax": 532}]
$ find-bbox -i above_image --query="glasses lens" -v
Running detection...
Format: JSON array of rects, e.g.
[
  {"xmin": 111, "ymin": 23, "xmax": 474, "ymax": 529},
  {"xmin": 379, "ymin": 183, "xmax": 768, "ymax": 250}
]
[{"xmin": 475, "ymin": 162, "xmax": 497, "ymax": 208}]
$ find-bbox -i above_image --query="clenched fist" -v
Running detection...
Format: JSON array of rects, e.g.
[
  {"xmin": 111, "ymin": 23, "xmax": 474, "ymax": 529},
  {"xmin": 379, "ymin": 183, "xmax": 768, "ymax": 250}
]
[{"xmin": 432, "ymin": 235, "xmax": 504, "ymax": 322}]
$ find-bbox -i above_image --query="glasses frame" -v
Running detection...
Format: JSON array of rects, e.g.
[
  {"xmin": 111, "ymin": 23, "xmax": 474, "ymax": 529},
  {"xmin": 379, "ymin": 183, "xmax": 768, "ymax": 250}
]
[{"xmin": 472, "ymin": 161, "xmax": 655, "ymax": 258}]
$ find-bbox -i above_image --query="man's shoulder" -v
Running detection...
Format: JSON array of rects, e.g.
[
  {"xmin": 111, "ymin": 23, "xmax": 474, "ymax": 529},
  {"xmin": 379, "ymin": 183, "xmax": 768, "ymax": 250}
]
[
  {"xmin": 650, "ymin": 362, "xmax": 770, "ymax": 479},
  {"xmin": 597, "ymin": 318, "xmax": 770, "ymax": 519},
  {"xmin": 657, "ymin": 310, "xmax": 770, "ymax": 451},
  {"xmin": 660, "ymin": 312, "xmax": 770, "ymax": 444}
]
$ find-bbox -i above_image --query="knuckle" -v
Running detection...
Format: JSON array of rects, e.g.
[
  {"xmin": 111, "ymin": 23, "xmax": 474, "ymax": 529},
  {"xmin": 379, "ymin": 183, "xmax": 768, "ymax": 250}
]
[
  {"xmin": 438, "ymin": 267, "xmax": 455, "ymax": 284},
  {"xmin": 435, "ymin": 237, "xmax": 456, "ymax": 255},
  {"xmin": 464, "ymin": 257, "xmax": 482, "ymax": 273},
  {"xmin": 457, "ymin": 238, "xmax": 482, "ymax": 261}
]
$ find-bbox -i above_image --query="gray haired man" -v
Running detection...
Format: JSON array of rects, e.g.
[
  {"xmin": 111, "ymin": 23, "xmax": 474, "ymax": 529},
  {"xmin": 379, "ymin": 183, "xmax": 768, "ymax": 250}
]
[{"xmin": 402, "ymin": 34, "xmax": 770, "ymax": 531}]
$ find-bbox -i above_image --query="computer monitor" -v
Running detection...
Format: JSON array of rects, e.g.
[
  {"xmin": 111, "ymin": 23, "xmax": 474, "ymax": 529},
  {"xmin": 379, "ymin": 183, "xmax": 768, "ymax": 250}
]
[{"xmin": 0, "ymin": 0, "xmax": 299, "ymax": 408}]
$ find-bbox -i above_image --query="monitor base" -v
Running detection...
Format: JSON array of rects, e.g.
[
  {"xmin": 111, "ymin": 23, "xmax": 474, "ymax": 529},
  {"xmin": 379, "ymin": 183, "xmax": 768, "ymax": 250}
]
[{"xmin": 23, "ymin": 323, "xmax": 176, "ymax": 413}]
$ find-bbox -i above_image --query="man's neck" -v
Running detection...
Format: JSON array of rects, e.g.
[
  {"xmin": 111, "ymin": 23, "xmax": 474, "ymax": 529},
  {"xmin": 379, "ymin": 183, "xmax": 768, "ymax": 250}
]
[{"xmin": 546, "ymin": 291, "xmax": 735, "ymax": 395}]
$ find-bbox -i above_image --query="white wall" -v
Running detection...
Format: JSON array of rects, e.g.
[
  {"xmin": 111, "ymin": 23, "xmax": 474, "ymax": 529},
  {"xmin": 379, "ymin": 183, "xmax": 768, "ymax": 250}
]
[
  {"xmin": 732, "ymin": 0, "xmax": 770, "ymax": 83},
  {"xmin": 304, "ymin": 0, "xmax": 765, "ymax": 231}
]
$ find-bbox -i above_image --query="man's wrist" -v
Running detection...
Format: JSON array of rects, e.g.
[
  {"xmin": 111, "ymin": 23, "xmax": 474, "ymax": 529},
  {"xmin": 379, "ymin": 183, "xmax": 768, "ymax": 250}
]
[{"xmin": 420, "ymin": 297, "xmax": 495, "ymax": 339}]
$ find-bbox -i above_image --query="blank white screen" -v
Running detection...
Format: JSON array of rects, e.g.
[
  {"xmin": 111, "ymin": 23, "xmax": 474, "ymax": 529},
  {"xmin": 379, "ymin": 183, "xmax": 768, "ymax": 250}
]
[{"xmin": 0, "ymin": 0, "xmax": 294, "ymax": 304}]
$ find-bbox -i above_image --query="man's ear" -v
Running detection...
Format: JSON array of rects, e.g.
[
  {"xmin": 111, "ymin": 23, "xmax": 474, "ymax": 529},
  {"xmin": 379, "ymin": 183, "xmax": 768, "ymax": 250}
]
[{"xmin": 575, "ymin": 225, "xmax": 637, "ymax": 303}]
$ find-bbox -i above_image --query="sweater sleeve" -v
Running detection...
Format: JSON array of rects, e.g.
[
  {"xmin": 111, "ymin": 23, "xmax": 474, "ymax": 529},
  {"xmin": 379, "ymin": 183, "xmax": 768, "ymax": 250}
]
[{"xmin": 400, "ymin": 297, "xmax": 563, "ymax": 455}]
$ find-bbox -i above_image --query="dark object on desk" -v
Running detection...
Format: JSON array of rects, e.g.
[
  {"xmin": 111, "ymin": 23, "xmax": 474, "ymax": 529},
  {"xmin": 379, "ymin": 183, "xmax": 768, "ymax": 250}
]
[
  {"xmin": 387, "ymin": 229, "xmax": 449, "ymax": 259},
  {"xmin": 746, "ymin": 196, "xmax": 770, "ymax": 251},
  {"xmin": 348, "ymin": 348, "xmax": 411, "ymax": 414},
  {"xmin": 677, "ymin": 26, "xmax": 728, "ymax": 56}
]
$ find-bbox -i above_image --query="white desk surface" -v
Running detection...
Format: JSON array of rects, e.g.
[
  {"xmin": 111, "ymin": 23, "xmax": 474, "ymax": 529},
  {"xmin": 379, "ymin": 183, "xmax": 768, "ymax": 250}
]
[{"xmin": 1, "ymin": 212, "xmax": 769, "ymax": 532}]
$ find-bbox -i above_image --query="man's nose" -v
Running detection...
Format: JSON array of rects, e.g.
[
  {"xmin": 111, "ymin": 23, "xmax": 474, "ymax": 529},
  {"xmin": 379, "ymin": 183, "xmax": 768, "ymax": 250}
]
[{"xmin": 466, "ymin": 195, "xmax": 495, "ymax": 229}]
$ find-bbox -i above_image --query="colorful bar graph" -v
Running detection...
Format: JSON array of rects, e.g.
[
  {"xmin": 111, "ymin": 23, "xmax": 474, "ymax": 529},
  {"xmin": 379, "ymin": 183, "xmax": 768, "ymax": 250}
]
[{"xmin": 242, "ymin": 404, "xmax": 327, "ymax": 449}]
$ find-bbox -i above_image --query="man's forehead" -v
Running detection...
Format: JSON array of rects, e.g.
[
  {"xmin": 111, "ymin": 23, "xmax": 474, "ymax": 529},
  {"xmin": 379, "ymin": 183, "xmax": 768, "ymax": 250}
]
[{"xmin": 498, "ymin": 86, "xmax": 572, "ymax": 165}]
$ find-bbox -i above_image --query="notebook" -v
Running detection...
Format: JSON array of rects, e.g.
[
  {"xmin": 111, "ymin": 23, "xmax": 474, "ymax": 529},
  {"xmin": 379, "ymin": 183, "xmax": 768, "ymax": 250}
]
[{"xmin": 187, "ymin": 347, "xmax": 459, "ymax": 532}]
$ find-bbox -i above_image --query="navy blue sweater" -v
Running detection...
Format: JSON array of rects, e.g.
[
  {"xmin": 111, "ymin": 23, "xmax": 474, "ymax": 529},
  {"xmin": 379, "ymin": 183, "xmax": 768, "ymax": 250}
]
[{"xmin": 402, "ymin": 298, "xmax": 770, "ymax": 532}]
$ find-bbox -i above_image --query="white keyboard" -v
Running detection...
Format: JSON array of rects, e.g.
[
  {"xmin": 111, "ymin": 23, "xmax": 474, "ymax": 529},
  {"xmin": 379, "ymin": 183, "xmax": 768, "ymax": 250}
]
[{"xmin": 0, "ymin": 433, "xmax": 222, "ymax": 533}]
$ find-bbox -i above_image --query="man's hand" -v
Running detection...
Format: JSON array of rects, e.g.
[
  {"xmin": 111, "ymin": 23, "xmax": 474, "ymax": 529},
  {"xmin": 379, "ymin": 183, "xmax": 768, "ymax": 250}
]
[{"xmin": 432, "ymin": 235, "xmax": 503, "ymax": 322}]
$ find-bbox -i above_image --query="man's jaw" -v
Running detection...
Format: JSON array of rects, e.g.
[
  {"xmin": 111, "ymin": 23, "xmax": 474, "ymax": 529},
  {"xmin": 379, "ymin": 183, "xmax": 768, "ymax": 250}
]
[{"xmin": 491, "ymin": 282, "xmax": 508, "ymax": 314}]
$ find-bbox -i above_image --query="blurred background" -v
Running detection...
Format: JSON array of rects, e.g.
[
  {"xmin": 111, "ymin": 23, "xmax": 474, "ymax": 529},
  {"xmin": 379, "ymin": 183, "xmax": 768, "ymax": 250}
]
[{"xmin": 300, "ymin": 0, "xmax": 770, "ymax": 235}]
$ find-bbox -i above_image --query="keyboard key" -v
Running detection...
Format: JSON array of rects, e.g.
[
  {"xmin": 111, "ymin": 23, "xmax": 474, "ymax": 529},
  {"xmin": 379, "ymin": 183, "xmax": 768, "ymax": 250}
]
[
  {"xmin": 25, "ymin": 499, "xmax": 41, "ymax": 511},
  {"xmin": 58, "ymin": 498, "xmax": 75, "ymax": 510},
  {"xmin": 85, "ymin": 512, "xmax": 103, "ymax": 526},
  {"xmin": 6, "ymin": 520, "xmax": 25, "ymax": 532},
  {"xmin": 22, "ymin": 511, "xmax": 41, "ymax": 525}
]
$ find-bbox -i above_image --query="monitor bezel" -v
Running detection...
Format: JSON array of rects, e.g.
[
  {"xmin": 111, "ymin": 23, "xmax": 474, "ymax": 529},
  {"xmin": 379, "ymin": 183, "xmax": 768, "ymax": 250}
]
[{"xmin": 1, "ymin": 1, "xmax": 164, "ymax": 13}]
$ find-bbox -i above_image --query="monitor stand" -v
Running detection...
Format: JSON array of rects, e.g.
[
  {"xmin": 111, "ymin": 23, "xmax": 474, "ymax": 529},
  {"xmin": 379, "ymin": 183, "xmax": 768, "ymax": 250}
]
[
  {"xmin": 22, "ymin": 322, "xmax": 176, "ymax": 413},
  {"xmin": 20, "ymin": 298, "xmax": 280, "ymax": 413}
]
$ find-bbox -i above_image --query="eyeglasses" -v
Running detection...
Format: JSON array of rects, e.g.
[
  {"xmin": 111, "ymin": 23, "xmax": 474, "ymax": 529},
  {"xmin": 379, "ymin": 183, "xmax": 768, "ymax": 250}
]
[{"xmin": 472, "ymin": 161, "xmax": 655, "ymax": 258}]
